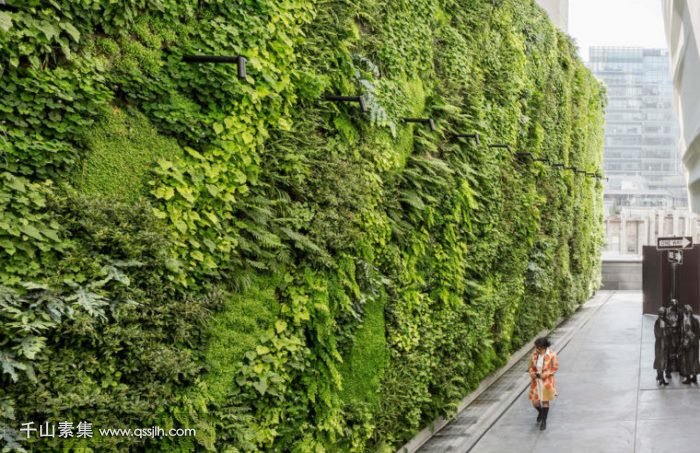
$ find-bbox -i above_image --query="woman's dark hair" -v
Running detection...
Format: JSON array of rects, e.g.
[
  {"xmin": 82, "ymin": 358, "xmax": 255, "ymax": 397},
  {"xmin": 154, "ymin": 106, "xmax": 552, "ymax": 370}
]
[{"xmin": 535, "ymin": 337, "xmax": 551, "ymax": 349}]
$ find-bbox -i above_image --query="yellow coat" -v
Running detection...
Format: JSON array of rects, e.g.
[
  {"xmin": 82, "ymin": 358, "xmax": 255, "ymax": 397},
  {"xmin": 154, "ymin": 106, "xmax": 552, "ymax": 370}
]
[{"xmin": 527, "ymin": 349, "xmax": 558, "ymax": 402}]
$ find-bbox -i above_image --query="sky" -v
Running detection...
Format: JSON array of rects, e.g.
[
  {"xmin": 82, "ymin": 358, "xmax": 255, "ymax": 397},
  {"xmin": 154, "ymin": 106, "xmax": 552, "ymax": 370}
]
[{"xmin": 568, "ymin": 0, "xmax": 668, "ymax": 61}]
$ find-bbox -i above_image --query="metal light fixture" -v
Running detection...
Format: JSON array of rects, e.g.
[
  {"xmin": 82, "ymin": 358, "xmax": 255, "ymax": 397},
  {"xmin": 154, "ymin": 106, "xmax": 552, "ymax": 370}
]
[
  {"xmin": 453, "ymin": 133, "xmax": 480, "ymax": 144},
  {"xmin": 488, "ymin": 144, "xmax": 512, "ymax": 152},
  {"xmin": 182, "ymin": 55, "xmax": 247, "ymax": 79},
  {"xmin": 403, "ymin": 118, "xmax": 436, "ymax": 131},
  {"xmin": 324, "ymin": 95, "xmax": 368, "ymax": 112}
]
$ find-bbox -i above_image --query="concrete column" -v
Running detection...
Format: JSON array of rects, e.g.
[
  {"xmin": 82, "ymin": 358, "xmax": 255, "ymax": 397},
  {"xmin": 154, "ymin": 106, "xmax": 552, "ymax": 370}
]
[
  {"xmin": 620, "ymin": 216, "xmax": 627, "ymax": 254},
  {"xmin": 642, "ymin": 219, "xmax": 649, "ymax": 252},
  {"xmin": 649, "ymin": 212, "xmax": 656, "ymax": 244}
]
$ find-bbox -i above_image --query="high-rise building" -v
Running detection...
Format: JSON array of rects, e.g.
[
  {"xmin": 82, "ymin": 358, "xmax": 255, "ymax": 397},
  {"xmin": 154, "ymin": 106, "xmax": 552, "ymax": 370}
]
[
  {"xmin": 662, "ymin": 0, "xmax": 700, "ymax": 213},
  {"xmin": 589, "ymin": 47, "xmax": 687, "ymax": 211},
  {"xmin": 535, "ymin": 0, "xmax": 569, "ymax": 32}
]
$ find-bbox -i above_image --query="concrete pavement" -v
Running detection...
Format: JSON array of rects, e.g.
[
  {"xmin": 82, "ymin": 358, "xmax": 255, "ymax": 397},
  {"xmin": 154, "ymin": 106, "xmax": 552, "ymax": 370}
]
[
  {"xmin": 472, "ymin": 290, "xmax": 700, "ymax": 453},
  {"xmin": 415, "ymin": 290, "xmax": 613, "ymax": 452}
]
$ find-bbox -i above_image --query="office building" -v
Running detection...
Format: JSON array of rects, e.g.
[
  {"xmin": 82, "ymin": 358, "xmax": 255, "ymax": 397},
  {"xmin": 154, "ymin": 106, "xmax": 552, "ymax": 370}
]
[{"xmin": 663, "ymin": 0, "xmax": 700, "ymax": 213}]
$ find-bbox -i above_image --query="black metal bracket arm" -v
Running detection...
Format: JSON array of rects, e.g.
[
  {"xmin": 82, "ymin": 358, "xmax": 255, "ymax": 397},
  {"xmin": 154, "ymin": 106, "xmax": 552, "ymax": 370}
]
[
  {"xmin": 182, "ymin": 55, "xmax": 247, "ymax": 79},
  {"xmin": 515, "ymin": 151, "xmax": 533, "ymax": 160},
  {"xmin": 453, "ymin": 133, "xmax": 480, "ymax": 144},
  {"xmin": 403, "ymin": 118, "xmax": 437, "ymax": 131},
  {"xmin": 488, "ymin": 144, "xmax": 512, "ymax": 152},
  {"xmin": 552, "ymin": 163, "xmax": 565, "ymax": 168},
  {"xmin": 0, "ymin": 1, "xmax": 18, "ymax": 11},
  {"xmin": 324, "ymin": 95, "xmax": 368, "ymax": 112}
]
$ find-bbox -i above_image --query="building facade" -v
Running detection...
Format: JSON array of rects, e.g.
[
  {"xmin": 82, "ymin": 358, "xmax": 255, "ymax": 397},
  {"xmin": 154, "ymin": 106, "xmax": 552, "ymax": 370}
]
[
  {"xmin": 535, "ymin": 0, "xmax": 569, "ymax": 32},
  {"xmin": 589, "ymin": 46, "xmax": 697, "ymax": 256},
  {"xmin": 589, "ymin": 47, "xmax": 687, "ymax": 210},
  {"xmin": 663, "ymin": 0, "xmax": 700, "ymax": 213}
]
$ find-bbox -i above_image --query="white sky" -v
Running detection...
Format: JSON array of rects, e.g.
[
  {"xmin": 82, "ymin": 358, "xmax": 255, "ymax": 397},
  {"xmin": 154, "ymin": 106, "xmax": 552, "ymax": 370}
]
[{"xmin": 568, "ymin": 0, "xmax": 668, "ymax": 61}]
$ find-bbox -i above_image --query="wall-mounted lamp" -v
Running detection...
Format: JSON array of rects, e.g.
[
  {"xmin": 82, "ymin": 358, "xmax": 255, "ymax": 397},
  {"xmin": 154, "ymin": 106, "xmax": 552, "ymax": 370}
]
[
  {"xmin": 324, "ymin": 95, "xmax": 368, "ymax": 112},
  {"xmin": 453, "ymin": 133, "xmax": 480, "ymax": 144},
  {"xmin": 488, "ymin": 144, "xmax": 512, "ymax": 152},
  {"xmin": 515, "ymin": 152, "xmax": 533, "ymax": 159},
  {"xmin": 183, "ymin": 55, "xmax": 247, "ymax": 79},
  {"xmin": 403, "ymin": 118, "xmax": 437, "ymax": 131}
]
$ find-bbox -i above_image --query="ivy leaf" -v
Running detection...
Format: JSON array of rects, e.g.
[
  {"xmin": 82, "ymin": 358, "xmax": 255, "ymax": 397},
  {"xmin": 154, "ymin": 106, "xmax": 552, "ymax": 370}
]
[
  {"xmin": 176, "ymin": 186, "xmax": 196, "ymax": 204},
  {"xmin": 184, "ymin": 147, "xmax": 205, "ymax": 160},
  {"xmin": 20, "ymin": 225, "xmax": 43, "ymax": 241},
  {"xmin": 0, "ymin": 12, "xmax": 13, "ymax": 32},
  {"xmin": 253, "ymin": 378, "xmax": 269, "ymax": 395},
  {"xmin": 152, "ymin": 208, "xmax": 168, "ymax": 219},
  {"xmin": 60, "ymin": 22, "xmax": 81, "ymax": 42},
  {"xmin": 37, "ymin": 21, "xmax": 58, "ymax": 40},
  {"xmin": 5, "ymin": 176, "xmax": 25, "ymax": 193}
]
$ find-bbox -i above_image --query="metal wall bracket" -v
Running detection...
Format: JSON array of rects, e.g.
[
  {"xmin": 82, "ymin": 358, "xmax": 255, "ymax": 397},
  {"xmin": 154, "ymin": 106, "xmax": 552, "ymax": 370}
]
[
  {"xmin": 488, "ymin": 144, "xmax": 512, "ymax": 152},
  {"xmin": 324, "ymin": 95, "xmax": 368, "ymax": 112},
  {"xmin": 403, "ymin": 118, "xmax": 436, "ymax": 131},
  {"xmin": 453, "ymin": 133, "xmax": 480, "ymax": 144},
  {"xmin": 182, "ymin": 55, "xmax": 247, "ymax": 79}
]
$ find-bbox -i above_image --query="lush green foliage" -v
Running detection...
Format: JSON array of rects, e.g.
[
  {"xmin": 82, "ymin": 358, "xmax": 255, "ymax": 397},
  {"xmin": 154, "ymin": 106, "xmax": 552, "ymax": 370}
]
[{"xmin": 0, "ymin": 0, "xmax": 605, "ymax": 451}]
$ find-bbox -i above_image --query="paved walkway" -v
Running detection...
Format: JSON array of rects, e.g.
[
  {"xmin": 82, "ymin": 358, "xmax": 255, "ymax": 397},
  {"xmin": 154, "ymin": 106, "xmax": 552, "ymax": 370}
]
[
  {"xmin": 471, "ymin": 290, "xmax": 700, "ymax": 453},
  {"xmin": 416, "ymin": 290, "xmax": 613, "ymax": 452}
]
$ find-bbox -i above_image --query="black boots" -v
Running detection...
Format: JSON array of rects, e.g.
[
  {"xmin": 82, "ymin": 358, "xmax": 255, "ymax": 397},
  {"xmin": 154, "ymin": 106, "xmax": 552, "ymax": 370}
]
[
  {"xmin": 540, "ymin": 407, "xmax": 549, "ymax": 430},
  {"xmin": 536, "ymin": 406, "xmax": 542, "ymax": 422},
  {"xmin": 657, "ymin": 371, "xmax": 669, "ymax": 385}
]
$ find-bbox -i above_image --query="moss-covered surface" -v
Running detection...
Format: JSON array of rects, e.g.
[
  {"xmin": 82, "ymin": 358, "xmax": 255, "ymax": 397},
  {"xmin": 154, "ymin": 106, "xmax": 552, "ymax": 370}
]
[{"xmin": 73, "ymin": 107, "xmax": 183, "ymax": 202}]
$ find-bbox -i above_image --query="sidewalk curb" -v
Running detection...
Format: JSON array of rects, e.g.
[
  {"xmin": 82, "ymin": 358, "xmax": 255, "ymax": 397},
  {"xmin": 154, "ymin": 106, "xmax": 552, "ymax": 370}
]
[{"xmin": 397, "ymin": 290, "xmax": 615, "ymax": 453}]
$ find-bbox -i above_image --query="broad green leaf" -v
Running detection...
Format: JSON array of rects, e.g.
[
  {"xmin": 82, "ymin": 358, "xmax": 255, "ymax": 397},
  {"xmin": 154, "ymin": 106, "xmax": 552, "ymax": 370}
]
[
  {"xmin": 20, "ymin": 225, "xmax": 43, "ymax": 241},
  {"xmin": 61, "ymin": 22, "xmax": 80, "ymax": 41},
  {"xmin": 0, "ymin": 12, "xmax": 12, "ymax": 32}
]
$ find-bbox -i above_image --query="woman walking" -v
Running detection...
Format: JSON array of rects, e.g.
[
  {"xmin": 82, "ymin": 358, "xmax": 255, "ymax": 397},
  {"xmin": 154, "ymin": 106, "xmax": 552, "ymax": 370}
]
[{"xmin": 528, "ymin": 337, "xmax": 558, "ymax": 430}]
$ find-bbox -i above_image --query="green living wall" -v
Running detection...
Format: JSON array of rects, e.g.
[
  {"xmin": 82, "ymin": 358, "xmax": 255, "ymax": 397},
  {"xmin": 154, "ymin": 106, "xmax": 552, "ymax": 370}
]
[{"xmin": 0, "ymin": 0, "xmax": 605, "ymax": 451}]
